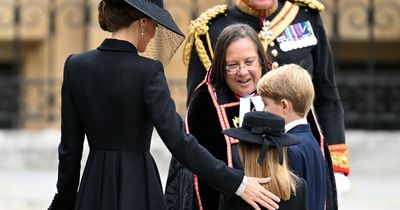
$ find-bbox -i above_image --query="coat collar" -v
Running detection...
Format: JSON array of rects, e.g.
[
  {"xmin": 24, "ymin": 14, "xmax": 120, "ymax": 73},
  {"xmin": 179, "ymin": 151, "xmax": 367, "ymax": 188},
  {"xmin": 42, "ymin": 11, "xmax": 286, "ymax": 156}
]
[
  {"xmin": 97, "ymin": 38, "xmax": 138, "ymax": 54},
  {"xmin": 285, "ymin": 118, "xmax": 307, "ymax": 132},
  {"xmin": 286, "ymin": 123, "xmax": 311, "ymax": 134}
]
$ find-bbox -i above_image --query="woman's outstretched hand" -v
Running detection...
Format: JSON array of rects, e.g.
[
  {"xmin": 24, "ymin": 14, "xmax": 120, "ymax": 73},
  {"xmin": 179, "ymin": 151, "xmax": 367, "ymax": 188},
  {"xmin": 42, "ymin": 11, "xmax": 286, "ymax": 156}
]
[{"xmin": 239, "ymin": 177, "xmax": 280, "ymax": 210}]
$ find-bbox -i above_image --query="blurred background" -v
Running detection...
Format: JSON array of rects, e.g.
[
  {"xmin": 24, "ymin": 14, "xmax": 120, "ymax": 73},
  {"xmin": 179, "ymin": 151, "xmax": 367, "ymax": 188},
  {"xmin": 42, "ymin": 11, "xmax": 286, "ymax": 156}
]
[{"xmin": 0, "ymin": 0, "xmax": 399, "ymax": 209}]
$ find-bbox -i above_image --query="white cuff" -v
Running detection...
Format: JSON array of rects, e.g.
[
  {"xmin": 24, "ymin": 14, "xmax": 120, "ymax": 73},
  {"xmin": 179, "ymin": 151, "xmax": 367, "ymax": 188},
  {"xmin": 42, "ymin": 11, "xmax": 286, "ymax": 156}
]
[{"xmin": 235, "ymin": 176, "xmax": 248, "ymax": 196}]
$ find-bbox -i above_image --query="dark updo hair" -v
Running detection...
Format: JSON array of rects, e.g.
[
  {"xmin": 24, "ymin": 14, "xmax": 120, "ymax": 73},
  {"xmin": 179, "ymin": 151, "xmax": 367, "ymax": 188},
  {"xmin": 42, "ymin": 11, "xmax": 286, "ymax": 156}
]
[{"xmin": 98, "ymin": 0, "xmax": 149, "ymax": 32}]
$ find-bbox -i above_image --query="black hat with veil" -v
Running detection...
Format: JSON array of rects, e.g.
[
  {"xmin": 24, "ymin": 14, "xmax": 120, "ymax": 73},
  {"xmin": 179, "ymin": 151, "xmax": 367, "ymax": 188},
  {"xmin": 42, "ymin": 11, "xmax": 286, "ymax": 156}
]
[{"xmin": 120, "ymin": 0, "xmax": 185, "ymax": 65}]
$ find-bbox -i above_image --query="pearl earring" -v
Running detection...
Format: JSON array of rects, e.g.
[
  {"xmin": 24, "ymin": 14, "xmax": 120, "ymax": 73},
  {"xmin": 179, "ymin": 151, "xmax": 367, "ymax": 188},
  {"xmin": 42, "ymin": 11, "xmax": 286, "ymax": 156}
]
[{"xmin": 141, "ymin": 27, "xmax": 144, "ymax": 36}]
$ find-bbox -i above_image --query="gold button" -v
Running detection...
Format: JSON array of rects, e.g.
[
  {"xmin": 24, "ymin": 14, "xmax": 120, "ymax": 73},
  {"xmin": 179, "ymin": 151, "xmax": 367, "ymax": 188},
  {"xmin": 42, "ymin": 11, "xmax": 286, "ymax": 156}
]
[
  {"xmin": 271, "ymin": 49, "xmax": 278, "ymax": 57},
  {"xmin": 263, "ymin": 20, "xmax": 271, "ymax": 27},
  {"xmin": 272, "ymin": 62, "xmax": 279, "ymax": 69},
  {"xmin": 269, "ymin": 42, "xmax": 275, "ymax": 47}
]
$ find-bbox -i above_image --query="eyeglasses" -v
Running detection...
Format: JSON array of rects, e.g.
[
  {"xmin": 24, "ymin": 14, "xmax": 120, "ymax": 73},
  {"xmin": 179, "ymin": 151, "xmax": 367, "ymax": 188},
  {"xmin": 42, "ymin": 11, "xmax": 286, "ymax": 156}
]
[{"xmin": 225, "ymin": 59, "xmax": 258, "ymax": 75}]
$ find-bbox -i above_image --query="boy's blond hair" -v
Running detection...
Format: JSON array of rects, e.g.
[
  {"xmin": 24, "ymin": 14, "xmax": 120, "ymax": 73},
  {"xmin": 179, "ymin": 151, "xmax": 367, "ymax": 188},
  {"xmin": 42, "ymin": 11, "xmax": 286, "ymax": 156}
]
[{"xmin": 257, "ymin": 64, "xmax": 315, "ymax": 117}]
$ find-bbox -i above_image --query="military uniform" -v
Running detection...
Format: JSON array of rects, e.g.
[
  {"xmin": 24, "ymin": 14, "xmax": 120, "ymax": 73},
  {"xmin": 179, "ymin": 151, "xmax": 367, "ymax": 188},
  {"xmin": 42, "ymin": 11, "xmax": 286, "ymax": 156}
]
[{"xmin": 166, "ymin": 0, "xmax": 349, "ymax": 210}]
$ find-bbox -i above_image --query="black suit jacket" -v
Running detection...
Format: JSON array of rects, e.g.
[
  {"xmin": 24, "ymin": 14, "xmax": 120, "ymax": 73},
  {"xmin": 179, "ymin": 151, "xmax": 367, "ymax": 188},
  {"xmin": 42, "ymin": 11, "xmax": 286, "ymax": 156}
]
[{"xmin": 49, "ymin": 39, "xmax": 243, "ymax": 210}]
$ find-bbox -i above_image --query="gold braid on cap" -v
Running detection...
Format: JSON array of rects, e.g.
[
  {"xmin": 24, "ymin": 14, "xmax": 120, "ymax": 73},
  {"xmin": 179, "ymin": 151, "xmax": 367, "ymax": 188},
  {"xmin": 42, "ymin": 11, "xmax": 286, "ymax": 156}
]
[
  {"xmin": 289, "ymin": 0, "xmax": 325, "ymax": 12},
  {"xmin": 183, "ymin": 5, "xmax": 228, "ymax": 70}
]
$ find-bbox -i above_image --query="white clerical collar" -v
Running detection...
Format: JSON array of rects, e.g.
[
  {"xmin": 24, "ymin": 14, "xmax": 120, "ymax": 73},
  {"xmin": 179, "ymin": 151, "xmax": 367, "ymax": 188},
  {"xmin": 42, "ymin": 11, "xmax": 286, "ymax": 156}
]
[
  {"xmin": 285, "ymin": 118, "xmax": 308, "ymax": 132},
  {"xmin": 239, "ymin": 95, "xmax": 264, "ymax": 126},
  {"xmin": 240, "ymin": 93, "xmax": 256, "ymax": 98}
]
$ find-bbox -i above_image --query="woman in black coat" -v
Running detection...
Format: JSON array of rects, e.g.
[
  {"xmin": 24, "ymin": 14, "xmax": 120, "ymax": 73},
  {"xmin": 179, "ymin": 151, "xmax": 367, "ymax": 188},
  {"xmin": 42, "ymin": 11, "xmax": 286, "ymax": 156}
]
[{"xmin": 47, "ymin": 0, "xmax": 280, "ymax": 210}]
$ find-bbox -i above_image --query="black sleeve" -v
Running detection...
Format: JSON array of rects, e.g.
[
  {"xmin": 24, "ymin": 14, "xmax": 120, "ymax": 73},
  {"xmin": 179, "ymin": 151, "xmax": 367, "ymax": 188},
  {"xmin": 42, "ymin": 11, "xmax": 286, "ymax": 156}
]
[
  {"xmin": 49, "ymin": 54, "xmax": 85, "ymax": 210},
  {"xmin": 143, "ymin": 61, "xmax": 243, "ymax": 196},
  {"xmin": 311, "ymin": 13, "xmax": 345, "ymax": 145},
  {"xmin": 300, "ymin": 178, "xmax": 309, "ymax": 210}
]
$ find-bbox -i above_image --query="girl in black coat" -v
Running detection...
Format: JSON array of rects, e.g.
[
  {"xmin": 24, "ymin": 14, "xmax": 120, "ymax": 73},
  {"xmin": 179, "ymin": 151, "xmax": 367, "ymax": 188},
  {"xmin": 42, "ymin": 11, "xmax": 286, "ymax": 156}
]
[
  {"xmin": 220, "ymin": 111, "xmax": 308, "ymax": 210},
  {"xmin": 47, "ymin": 0, "xmax": 281, "ymax": 210}
]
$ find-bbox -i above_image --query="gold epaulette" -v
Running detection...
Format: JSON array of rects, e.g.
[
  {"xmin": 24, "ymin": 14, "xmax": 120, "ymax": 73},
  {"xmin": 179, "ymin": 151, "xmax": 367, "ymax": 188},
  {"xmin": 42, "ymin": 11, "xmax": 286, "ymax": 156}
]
[
  {"xmin": 290, "ymin": 0, "xmax": 325, "ymax": 12},
  {"xmin": 183, "ymin": 4, "xmax": 228, "ymax": 69}
]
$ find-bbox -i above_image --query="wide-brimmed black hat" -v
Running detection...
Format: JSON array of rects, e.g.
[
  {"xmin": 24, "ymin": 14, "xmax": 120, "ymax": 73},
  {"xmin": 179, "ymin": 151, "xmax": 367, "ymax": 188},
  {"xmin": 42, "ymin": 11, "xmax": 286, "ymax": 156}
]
[
  {"xmin": 222, "ymin": 111, "xmax": 301, "ymax": 165},
  {"xmin": 124, "ymin": 0, "xmax": 185, "ymax": 65}
]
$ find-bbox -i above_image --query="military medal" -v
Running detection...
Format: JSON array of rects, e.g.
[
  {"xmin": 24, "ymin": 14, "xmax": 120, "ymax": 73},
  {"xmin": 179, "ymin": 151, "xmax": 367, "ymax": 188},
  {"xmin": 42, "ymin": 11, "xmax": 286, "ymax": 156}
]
[
  {"xmin": 260, "ymin": 20, "xmax": 273, "ymax": 40},
  {"xmin": 276, "ymin": 21, "xmax": 318, "ymax": 52},
  {"xmin": 259, "ymin": 20, "xmax": 273, "ymax": 51}
]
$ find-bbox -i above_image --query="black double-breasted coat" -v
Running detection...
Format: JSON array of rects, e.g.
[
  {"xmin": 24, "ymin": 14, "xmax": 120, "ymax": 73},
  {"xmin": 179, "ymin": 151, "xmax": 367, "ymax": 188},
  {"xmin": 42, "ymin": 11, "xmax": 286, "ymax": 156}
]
[{"xmin": 49, "ymin": 39, "xmax": 243, "ymax": 210}]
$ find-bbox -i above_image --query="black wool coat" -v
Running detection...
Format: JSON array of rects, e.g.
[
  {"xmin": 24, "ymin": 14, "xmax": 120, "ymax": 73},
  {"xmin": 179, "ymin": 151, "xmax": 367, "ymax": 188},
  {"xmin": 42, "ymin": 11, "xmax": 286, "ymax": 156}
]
[{"xmin": 48, "ymin": 39, "xmax": 243, "ymax": 210}]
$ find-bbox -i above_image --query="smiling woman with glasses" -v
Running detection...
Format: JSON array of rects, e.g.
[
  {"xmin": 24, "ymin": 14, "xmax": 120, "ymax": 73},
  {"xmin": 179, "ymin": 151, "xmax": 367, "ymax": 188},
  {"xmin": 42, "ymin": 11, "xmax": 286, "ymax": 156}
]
[
  {"xmin": 225, "ymin": 57, "xmax": 259, "ymax": 74},
  {"xmin": 218, "ymin": 27, "xmax": 266, "ymax": 96},
  {"xmin": 210, "ymin": 24, "xmax": 268, "ymax": 97},
  {"xmin": 166, "ymin": 23, "xmax": 273, "ymax": 210}
]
